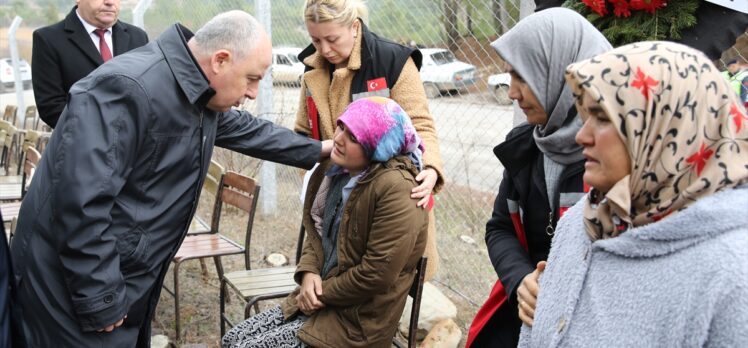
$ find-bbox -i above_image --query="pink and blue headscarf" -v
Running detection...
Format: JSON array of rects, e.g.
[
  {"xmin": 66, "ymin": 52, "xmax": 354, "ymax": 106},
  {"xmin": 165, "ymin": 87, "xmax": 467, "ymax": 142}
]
[{"xmin": 337, "ymin": 96, "xmax": 424, "ymax": 169}]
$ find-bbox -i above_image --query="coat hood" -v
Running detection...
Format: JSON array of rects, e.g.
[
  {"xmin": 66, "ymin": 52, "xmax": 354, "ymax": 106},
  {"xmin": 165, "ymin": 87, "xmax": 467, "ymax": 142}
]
[
  {"xmin": 358, "ymin": 156, "xmax": 420, "ymax": 186},
  {"xmin": 593, "ymin": 185, "xmax": 748, "ymax": 258}
]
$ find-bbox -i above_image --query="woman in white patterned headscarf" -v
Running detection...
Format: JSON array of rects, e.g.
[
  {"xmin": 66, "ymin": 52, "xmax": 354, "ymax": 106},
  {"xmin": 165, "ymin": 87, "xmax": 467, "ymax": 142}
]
[{"xmin": 519, "ymin": 41, "xmax": 748, "ymax": 347}]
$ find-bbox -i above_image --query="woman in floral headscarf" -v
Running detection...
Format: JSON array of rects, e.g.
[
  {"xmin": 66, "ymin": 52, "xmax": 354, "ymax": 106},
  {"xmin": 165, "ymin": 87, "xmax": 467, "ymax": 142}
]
[
  {"xmin": 222, "ymin": 97, "xmax": 428, "ymax": 348},
  {"xmin": 519, "ymin": 41, "xmax": 748, "ymax": 347}
]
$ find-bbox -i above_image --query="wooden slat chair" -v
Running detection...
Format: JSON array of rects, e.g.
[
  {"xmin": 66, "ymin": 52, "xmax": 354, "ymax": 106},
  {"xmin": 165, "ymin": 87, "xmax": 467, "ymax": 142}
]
[
  {"xmin": 186, "ymin": 160, "xmax": 224, "ymax": 236},
  {"xmin": 1, "ymin": 147, "xmax": 41, "ymax": 232},
  {"xmin": 6, "ymin": 217, "xmax": 16, "ymax": 244},
  {"xmin": 0, "ymin": 120, "xmax": 18, "ymax": 177},
  {"xmin": 15, "ymin": 129, "xmax": 47, "ymax": 175},
  {"xmin": 2, "ymin": 105, "xmax": 17, "ymax": 127},
  {"xmin": 35, "ymin": 131, "xmax": 51, "ymax": 154},
  {"xmin": 220, "ymin": 225, "xmax": 307, "ymax": 336},
  {"xmin": 0, "ymin": 121, "xmax": 21, "ymax": 201},
  {"xmin": 23, "ymin": 105, "xmax": 36, "ymax": 130},
  {"xmin": 393, "ymin": 257, "xmax": 428, "ymax": 348},
  {"xmin": 186, "ymin": 160, "xmax": 225, "ymax": 283},
  {"xmin": 19, "ymin": 147, "xmax": 39, "ymax": 199},
  {"xmin": 166, "ymin": 171, "xmax": 260, "ymax": 342}
]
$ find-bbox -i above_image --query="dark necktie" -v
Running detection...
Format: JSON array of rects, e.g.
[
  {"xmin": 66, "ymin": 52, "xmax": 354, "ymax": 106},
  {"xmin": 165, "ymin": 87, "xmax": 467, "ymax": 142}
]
[{"xmin": 94, "ymin": 29, "xmax": 112, "ymax": 62}]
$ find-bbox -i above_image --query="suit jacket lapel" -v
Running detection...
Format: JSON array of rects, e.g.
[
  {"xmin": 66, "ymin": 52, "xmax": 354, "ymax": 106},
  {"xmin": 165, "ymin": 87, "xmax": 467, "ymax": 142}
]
[
  {"xmin": 111, "ymin": 22, "xmax": 130, "ymax": 56},
  {"xmin": 64, "ymin": 7, "xmax": 104, "ymax": 66}
]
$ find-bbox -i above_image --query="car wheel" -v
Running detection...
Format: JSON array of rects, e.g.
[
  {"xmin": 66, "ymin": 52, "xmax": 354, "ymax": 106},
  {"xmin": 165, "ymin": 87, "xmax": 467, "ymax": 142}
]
[
  {"xmin": 423, "ymin": 83, "xmax": 440, "ymax": 99},
  {"xmin": 494, "ymin": 84, "xmax": 511, "ymax": 105}
]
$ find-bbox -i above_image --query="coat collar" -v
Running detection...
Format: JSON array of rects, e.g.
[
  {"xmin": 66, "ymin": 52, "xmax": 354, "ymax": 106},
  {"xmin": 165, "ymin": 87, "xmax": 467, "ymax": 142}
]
[
  {"xmin": 302, "ymin": 156, "xmax": 419, "ymax": 219},
  {"xmin": 493, "ymin": 123, "xmax": 538, "ymax": 177},
  {"xmin": 63, "ymin": 6, "xmax": 132, "ymax": 64},
  {"xmin": 593, "ymin": 186, "xmax": 748, "ymax": 258},
  {"xmin": 358, "ymin": 156, "xmax": 419, "ymax": 185},
  {"xmin": 111, "ymin": 19, "xmax": 130, "ymax": 56},
  {"xmin": 64, "ymin": 6, "xmax": 104, "ymax": 65},
  {"xmin": 156, "ymin": 24, "xmax": 215, "ymax": 107}
]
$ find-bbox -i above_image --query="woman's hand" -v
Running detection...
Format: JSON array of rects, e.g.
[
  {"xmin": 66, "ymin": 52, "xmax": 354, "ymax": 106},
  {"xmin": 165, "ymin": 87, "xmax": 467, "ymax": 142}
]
[
  {"xmin": 517, "ymin": 261, "xmax": 546, "ymax": 327},
  {"xmin": 296, "ymin": 272, "xmax": 325, "ymax": 316},
  {"xmin": 411, "ymin": 167, "xmax": 438, "ymax": 208}
]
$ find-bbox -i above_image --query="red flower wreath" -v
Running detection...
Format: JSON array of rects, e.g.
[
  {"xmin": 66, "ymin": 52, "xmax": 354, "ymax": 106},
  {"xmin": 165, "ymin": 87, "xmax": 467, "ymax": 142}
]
[
  {"xmin": 582, "ymin": 0, "xmax": 667, "ymax": 17},
  {"xmin": 629, "ymin": 0, "xmax": 667, "ymax": 14},
  {"xmin": 582, "ymin": 0, "xmax": 608, "ymax": 16}
]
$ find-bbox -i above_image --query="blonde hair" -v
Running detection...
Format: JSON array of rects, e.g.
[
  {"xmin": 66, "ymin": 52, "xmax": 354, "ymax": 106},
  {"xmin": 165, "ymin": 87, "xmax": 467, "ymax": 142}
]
[{"xmin": 304, "ymin": 0, "xmax": 368, "ymax": 26}]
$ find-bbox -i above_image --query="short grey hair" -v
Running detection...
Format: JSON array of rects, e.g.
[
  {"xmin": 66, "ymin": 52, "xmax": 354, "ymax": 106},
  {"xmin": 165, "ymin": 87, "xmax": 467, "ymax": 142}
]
[{"xmin": 192, "ymin": 10, "xmax": 263, "ymax": 60}]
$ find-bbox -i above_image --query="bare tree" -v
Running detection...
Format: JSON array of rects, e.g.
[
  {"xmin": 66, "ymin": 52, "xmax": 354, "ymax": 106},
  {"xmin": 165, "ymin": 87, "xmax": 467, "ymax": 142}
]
[{"xmin": 443, "ymin": 0, "xmax": 461, "ymax": 51}]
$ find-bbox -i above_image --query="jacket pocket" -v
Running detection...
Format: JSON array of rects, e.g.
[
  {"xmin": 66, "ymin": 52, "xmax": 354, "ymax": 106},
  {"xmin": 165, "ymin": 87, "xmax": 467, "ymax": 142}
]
[
  {"xmin": 116, "ymin": 226, "xmax": 150, "ymax": 275},
  {"xmin": 339, "ymin": 305, "xmax": 367, "ymax": 342}
]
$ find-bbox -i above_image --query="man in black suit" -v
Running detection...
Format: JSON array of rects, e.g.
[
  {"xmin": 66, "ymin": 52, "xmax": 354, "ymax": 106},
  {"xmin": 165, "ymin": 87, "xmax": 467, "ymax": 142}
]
[{"xmin": 32, "ymin": 0, "xmax": 148, "ymax": 128}]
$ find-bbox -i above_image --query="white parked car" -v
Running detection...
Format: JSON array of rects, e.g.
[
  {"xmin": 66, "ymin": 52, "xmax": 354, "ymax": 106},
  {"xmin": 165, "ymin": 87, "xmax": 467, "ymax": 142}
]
[
  {"xmin": 419, "ymin": 48, "xmax": 476, "ymax": 98},
  {"xmin": 271, "ymin": 47, "xmax": 304, "ymax": 85},
  {"xmin": 487, "ymin": 72, "xmax": 512, "ymax": 105},
  {"xmin": 0, "ymin": 58, "xmax": 31, "ymax": 92}
]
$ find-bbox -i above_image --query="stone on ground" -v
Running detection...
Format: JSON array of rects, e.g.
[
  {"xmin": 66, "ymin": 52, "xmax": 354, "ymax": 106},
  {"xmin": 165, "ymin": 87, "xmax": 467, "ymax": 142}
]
[
  {"xmin": 460, "ymin": 235, "xmax": 476, "ymax": 245},
  {"xmin": 420, "ymin": 319, "xmax": 462, "ymax": 348},
  {"xmin": 266, "ymin": 253, "xmax": 288, "ymax": 267},
  {"xmin": 398, "ymin": 282, "xmax": 457, "ymax": 341},
  {"xmin": 150, "ymin": 335, "xmax": 169, "ymax": 348}
]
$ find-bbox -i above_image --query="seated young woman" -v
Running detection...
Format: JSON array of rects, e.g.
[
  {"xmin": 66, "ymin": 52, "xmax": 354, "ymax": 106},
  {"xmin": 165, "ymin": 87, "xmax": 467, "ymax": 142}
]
[{"xmin": 222, "ymin": 96, "xmax": 429, "ymax": 348}]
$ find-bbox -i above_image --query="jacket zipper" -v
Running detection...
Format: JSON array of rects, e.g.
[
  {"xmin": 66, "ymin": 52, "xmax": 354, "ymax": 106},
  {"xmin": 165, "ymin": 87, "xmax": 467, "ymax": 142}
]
[
  {"xmin": 181, "ymin": 111, "xmax": 205, "ymax": 239},
  {"xmin": 546, "ymin": 164, "xmax": 584, "ymax": 236}
]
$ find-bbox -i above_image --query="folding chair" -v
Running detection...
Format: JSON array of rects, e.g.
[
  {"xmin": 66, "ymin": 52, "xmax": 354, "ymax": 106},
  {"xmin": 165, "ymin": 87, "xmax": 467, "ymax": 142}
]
[
  {"xmin": 165, "ymin": 171, "xmax": 260, "ymax": 342},
  {"xmin": 393, "ymin": 257, "xmax": 428, "ymax": 348},
  {"xmin": 220, "ymin": 225, "xmax": 306, "ymax": 336}
]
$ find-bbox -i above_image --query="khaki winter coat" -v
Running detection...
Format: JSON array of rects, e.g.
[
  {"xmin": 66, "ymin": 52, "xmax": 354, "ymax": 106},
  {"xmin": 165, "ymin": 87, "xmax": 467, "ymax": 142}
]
[
  {"xmin": 281, "ymin": 157, "xmax": 428, "ymax": 348},
  {"xmin": 294, "ymin": 22, "xmax": 442, "ymax": 279}
]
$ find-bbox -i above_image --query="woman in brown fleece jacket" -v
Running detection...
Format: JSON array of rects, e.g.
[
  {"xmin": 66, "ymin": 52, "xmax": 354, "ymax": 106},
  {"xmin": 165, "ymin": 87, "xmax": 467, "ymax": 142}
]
[
  {"xmin": 223, "ymin": 97, "xmax": 429, "ymax": 348},
  {"xmin": 295, "ymin": 0, "xmax": 444, "ymax": 280}
]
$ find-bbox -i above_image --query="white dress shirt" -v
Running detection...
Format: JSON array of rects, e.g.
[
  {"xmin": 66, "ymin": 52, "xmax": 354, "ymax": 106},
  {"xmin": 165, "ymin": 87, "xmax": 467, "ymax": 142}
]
[{"xmin": 76, "ymin": 10, "xmax": 114, "ymax": 56}]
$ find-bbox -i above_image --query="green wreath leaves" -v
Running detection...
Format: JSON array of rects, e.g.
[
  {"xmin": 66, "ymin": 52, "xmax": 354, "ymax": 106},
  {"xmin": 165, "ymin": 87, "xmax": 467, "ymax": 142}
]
[{"xmin": 563, "ymin": 0, "xmax": 699, "ymax": 47}]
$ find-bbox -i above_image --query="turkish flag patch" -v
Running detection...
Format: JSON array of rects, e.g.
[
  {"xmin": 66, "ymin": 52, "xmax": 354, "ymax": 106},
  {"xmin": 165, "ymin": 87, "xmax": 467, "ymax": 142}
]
[{"xmin": 367, "ymin": 77, "xmax": 387, "ymax": 92}]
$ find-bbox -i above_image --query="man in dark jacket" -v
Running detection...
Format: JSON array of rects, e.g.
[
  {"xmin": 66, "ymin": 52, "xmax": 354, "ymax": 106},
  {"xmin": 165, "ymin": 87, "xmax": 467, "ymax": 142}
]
[
  {"xmin": 32, "ymin": 1, "xmax": 149, "ymax": 128},
  {"xmin": 11, "ymin": 10, "xmax": 331, "ymax": 347}
]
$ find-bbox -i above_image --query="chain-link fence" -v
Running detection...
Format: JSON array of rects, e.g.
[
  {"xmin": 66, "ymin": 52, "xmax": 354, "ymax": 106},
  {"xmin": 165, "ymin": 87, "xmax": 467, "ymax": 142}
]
[{"xmin": 1, "ymin": 0, "xmax": 747, "ymax": 345}]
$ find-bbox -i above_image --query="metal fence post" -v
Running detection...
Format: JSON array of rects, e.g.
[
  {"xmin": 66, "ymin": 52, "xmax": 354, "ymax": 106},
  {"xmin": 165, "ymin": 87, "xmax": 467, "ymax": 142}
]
[
  {"xmin": 511, "ymin": 1, "xmax": 536, "ymax": 127},
  {"xmin": 256, "ymin": 0, "xmax": 277, "ymax": 216},
  {"xmin": 8, "ymin": 16, "xmax": 25, "ymax": 128},
  {"xmin": 132, "ymin": 0, "xmax": 153, "ymax": 30}
]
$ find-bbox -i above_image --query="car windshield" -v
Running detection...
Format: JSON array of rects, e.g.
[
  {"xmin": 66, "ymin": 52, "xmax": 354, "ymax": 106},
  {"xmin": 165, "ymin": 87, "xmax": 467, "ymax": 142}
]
[
  {"xmin": 287, "ymin": 54, "xmax": 300, "ymax": 63},
  {"xmin": 430, "ymin": 51, "xmax": 457, "ymax": 65}
]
